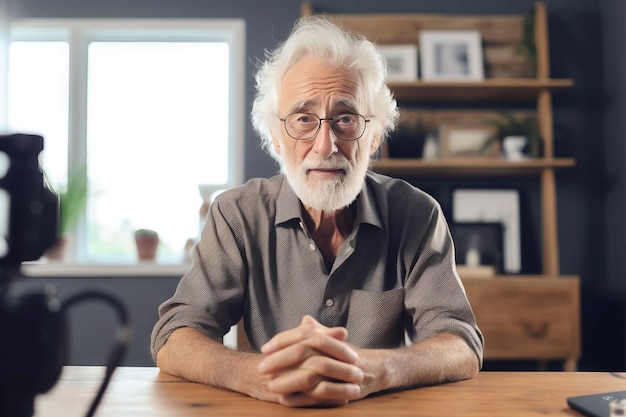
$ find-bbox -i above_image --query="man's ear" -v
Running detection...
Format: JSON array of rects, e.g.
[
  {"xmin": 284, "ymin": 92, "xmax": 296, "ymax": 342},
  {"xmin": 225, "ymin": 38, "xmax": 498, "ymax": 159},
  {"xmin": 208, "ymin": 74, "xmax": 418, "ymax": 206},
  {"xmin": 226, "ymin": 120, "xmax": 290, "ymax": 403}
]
[
  {"xmin": 370, "ymin": 134, "xmax": 382, "ymax": 155},
  {"xmin": 271, "ymin": 133, "xmax": 281, "ymax": 155}
]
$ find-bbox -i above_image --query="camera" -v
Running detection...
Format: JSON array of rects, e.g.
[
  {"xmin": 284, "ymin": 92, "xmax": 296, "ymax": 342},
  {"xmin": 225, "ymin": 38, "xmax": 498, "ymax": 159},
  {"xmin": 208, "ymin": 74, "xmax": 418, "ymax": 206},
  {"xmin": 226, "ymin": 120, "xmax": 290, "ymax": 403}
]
[
  {"xmin": 0, "ymin": 133, "xmax": 63, "ymax": 417},
  {"xmin": 0, "ymin": 133, "xmax": 58, "ymax": 267},
  {"xmin": 0, "ymin": 133, "xmax": 129, "ymax": 417}
]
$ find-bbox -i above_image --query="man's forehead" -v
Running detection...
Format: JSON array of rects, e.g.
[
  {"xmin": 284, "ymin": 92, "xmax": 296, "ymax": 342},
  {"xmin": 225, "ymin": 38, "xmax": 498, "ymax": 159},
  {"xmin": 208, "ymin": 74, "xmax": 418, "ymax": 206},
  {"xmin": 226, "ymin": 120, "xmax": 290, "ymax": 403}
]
[{"xmin": 280, "ymin": 57, "xmax": 359, "ymax": 94}]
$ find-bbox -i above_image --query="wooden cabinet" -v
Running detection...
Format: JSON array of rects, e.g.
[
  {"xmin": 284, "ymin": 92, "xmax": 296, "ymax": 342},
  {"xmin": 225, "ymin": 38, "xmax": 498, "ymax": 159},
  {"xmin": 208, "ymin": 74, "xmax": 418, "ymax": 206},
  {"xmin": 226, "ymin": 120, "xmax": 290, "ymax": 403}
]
[
  {"xmin": 463, "ymin": 277, "xmax": 580, "ymax": 371},
  {"xmin": 302, "ymin": 2, "xmax": 580, "ymax": 369}
]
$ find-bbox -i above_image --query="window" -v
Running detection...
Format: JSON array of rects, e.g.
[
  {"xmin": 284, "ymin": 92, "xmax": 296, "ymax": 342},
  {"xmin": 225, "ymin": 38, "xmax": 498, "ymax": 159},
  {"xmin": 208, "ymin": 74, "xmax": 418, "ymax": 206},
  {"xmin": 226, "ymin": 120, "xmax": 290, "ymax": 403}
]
[{"xmin": 5, "ymin": 19, "xmax": 245, "ymax": 265}]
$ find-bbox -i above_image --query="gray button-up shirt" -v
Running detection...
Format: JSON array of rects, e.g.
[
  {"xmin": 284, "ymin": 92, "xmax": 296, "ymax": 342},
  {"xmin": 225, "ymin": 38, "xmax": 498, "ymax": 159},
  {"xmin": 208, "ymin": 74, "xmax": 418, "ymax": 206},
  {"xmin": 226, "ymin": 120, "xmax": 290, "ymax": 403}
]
[{"xmin": 151, "ymin": 171, "xmax": 484, "ymax": 365}]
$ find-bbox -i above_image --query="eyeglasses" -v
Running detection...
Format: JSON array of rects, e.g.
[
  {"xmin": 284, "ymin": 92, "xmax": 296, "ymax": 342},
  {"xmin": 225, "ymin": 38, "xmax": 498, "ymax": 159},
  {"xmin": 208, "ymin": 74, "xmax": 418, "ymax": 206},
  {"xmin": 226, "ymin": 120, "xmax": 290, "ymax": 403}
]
[{"xmin": 278, "ymin": 112, "xmax": 371, "ymax": 141}]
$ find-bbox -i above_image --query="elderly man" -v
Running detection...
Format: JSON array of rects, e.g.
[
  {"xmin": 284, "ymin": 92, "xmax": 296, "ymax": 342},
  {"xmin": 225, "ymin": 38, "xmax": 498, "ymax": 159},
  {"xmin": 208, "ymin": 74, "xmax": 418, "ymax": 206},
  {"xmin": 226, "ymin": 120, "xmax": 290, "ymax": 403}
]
[{"xmin": 151, "ymin": 15, "xmax": 483, "ymax": 407}]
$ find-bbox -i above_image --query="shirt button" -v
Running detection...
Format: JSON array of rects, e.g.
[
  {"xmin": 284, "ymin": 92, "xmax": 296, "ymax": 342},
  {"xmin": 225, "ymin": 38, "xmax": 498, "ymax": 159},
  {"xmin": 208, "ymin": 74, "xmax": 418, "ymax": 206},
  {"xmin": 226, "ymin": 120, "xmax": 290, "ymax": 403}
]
[
  {"xmin": 325, "ymin": 298, "xmax": 334, "ymax": 307},
  {"xmin": 309, "ymin": 242, "xmax": 316, "ymax": 251}
]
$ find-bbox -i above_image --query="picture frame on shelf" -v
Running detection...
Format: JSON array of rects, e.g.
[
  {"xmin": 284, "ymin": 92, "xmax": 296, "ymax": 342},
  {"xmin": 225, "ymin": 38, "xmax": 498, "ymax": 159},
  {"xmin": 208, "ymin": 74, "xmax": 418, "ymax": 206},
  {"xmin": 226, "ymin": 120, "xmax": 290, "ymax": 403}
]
[
  {"xmin": 378, "ymin": 44, "xmax": 419, "ymax": 82},
  {"xmin": 419, "ymin": 30, "xmax": 484, "ymax": 81},
  {"xmin": 451, "ymin": 189, "xmax": 521, "ymax": 274},
  {"xmin": 439, "ymin": 123, "xmax": 499, "ymax": 159},
  {"xmin": 449, "ymin": 221, "xmax": 504, "ymax": 277}
]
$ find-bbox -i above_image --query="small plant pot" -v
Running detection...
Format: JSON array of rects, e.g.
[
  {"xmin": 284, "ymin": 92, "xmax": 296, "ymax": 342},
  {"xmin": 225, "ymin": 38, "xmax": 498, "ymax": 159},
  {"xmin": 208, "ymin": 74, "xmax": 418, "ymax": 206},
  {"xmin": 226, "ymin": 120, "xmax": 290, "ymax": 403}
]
[
  {"xmin": 502, "ymin": 135, "xmax": 528, "ymax": 161},
  {"xmin": 134, "ymin": 229, "xmax": 159, "ymax": 262},
  {"xmin": 45, "ymin": 234, "xmax": 74, "ymax": 263}
]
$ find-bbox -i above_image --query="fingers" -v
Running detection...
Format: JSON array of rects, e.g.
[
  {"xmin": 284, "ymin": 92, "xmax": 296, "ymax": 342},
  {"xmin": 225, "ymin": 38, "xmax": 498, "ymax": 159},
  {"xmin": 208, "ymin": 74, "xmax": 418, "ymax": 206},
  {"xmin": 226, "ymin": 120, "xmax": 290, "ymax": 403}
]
[
  {"xmin": 266, "ymin": 355, "xmax": 364, "ymax": 393},
  {"xmin": 261, "ymin": 315, "xmax": 349, "ymax": 355},
  {"xmin": 269, "ymin": 360, "xmax": 362, "ymax": 408},
  {"xmin": 257, "ymin": 315, "xmax": 365, "ymax": 407},
  {"xmin": 258, "ymin": 333, "xmax": 358, "ymax": 374}
]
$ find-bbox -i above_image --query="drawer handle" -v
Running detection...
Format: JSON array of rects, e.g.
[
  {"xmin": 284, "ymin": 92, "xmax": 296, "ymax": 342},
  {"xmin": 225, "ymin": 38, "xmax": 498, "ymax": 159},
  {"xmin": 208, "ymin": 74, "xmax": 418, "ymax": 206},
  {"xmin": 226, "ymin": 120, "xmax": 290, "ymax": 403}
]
[{"xmin": 522, "ymin": 321, "xmax": 549, "ymax": 338}]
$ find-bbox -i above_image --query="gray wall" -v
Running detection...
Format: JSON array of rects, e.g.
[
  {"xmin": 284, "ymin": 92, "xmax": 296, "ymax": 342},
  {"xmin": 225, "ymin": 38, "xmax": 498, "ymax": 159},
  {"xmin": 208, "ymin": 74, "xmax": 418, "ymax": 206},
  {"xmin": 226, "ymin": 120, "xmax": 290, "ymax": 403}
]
[{"xmin": 9, "ymin": 0, "xmax": 624, "ymax": 370}]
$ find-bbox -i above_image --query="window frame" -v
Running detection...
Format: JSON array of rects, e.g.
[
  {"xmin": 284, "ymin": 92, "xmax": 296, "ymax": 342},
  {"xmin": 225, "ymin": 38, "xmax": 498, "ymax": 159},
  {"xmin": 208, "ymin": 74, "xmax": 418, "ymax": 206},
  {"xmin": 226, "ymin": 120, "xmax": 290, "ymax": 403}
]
[{"xmin": 5, "ymin": 18, "xmax": 246, "ymax": 266}]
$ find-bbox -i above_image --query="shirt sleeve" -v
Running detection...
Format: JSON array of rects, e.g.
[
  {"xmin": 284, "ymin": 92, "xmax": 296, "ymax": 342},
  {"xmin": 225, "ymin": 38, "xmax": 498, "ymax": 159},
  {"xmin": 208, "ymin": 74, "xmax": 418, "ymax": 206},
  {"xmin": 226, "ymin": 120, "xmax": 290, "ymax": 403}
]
[
  {"xmin": 150, "ymin": 197, "xmax": 246, "ymax": 362},
  {"xmin": 403, "ymin": 202, "xmax": 485, "ymax": 367}
]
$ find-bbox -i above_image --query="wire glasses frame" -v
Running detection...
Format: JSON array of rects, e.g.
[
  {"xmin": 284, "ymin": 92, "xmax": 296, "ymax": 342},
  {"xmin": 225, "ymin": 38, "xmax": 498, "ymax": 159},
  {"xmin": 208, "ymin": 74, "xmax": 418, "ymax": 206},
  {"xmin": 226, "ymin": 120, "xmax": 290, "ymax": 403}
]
[{"xmin": 278, "ymin": 112, "xmax": 371, "ymax": 141}]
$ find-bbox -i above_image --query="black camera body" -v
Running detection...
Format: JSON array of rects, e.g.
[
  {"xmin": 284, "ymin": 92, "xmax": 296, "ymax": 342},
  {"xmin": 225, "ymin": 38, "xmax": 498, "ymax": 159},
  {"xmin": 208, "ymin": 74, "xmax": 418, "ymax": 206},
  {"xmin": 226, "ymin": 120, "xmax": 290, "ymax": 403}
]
[
  {"xmin": 0, "ymin": 133, "xmax": 66, "ymax": 417},
  {"xmin": 0, "ymin": 133, "xmax": 58, "ymax": 267}
]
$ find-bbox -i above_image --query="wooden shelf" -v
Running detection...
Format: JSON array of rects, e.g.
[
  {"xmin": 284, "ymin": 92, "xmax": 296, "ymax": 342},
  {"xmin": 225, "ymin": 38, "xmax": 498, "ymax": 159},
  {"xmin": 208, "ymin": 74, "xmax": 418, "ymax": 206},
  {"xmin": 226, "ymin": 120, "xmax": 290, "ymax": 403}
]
[
  {"xmin": 389, "ymin": 79, "xmax": 574, "ymax": 103},
  {"xmin": 372, "ymin": 157, "xmax": 576, "ymax": 176},
  {"xmin": 461, "ymin": 274, "xmax": 578, "ymax": 281}
]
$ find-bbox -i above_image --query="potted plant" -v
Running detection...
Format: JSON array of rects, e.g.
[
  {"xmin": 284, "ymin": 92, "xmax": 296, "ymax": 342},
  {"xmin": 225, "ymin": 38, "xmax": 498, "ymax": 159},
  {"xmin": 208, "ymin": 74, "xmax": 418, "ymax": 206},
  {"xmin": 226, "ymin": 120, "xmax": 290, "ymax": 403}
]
[
  {"xmin": 515, "ymin": 12, "xmax": 537, "ymax": 77},
  {"xmin": 58, "ymin": 168, "xmax": 89, "ymax": 236},
  {"xmin": 45, "ymin": 167, "xmax": 88, "ymax": 261},
  {"xmin": 134, "ymin": 229, "xmax": 159, "ymax": 261},
  {"xmin": 481, "ymin": 112, "xmax": 541, "ymax": 160}
]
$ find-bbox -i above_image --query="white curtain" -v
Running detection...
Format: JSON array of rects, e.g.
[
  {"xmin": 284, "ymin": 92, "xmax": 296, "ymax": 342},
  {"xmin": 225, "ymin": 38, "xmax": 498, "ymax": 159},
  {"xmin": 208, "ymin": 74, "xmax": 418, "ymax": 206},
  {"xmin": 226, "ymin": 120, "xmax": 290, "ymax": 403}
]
[{"xmin": 0, "ymin": 0, "xmax": 11, "ymax": 131}]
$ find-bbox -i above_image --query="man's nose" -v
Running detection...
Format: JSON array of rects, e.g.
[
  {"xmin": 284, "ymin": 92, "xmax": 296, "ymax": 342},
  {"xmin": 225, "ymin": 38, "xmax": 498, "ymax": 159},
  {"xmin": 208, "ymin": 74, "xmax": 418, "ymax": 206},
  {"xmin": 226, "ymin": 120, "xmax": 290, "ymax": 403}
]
[{"xmin": 312, "ymin": 119, "xmax": 338, "ymax": 157}]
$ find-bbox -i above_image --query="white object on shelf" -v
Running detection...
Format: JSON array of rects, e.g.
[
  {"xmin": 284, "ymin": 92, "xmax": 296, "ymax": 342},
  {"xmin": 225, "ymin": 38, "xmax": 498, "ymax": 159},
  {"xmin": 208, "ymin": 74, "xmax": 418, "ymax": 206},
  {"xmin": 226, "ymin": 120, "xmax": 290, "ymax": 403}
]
[{"xmin": 422, "ymin": 133, "xmax": 440, "ymax": 160}]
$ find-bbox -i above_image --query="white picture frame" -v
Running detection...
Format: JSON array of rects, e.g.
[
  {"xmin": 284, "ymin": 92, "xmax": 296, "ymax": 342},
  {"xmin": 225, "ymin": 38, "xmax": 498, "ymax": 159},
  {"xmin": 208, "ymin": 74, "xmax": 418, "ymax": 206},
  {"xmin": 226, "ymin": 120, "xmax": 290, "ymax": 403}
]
[
  {"xmin": 439, "ymin": 123, "xmax": 499, "ymax": 159},
  {"xmin": 419, "ymin": 30, "xmax": 484, "ymax": 81},
  {"xmin": 452, "ymin": 189, "xmax": 521, "ymax": 273},
  {"xmin": 378, "ymin": 44, "xmax": 419, "ymax": 82}
]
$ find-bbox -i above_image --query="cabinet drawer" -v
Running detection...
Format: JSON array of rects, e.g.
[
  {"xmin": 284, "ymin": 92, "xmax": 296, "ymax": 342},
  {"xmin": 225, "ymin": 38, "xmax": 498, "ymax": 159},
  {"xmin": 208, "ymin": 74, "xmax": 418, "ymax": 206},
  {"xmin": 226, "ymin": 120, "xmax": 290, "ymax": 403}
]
[{"xmin": 462, "ymin": 277, "xmax": 580, "ymax": 360}]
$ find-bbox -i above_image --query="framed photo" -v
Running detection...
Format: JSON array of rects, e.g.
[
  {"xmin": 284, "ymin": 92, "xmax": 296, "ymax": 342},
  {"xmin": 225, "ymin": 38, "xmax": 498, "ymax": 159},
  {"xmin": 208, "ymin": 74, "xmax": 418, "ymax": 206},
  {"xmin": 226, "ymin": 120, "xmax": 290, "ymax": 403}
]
[
  {"xmin": 449, "ymin": 222, "xmax": 504, "ymax": 274},
  {"xmin": 419, "ymin": 30, "xmax": 484, "ymax": 81},
  {"xmin": 378, "ymin": 44, "xmax": 419, "ymax": 82},
  {"xmin": 451, "ymin": 189, "xmax": 521, "ymax": 273},
  {"xmin": 439, "ymin": 123, "xmax": 499, "ymax": 159}
]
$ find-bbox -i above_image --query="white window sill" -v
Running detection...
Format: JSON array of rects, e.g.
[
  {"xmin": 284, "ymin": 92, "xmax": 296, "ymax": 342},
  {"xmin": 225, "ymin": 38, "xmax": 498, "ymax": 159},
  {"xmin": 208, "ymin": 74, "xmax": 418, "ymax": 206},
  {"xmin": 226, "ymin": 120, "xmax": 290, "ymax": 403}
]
[{"xmin": 21, "ymin": 262, "xmax": 190, "ymax": 277}]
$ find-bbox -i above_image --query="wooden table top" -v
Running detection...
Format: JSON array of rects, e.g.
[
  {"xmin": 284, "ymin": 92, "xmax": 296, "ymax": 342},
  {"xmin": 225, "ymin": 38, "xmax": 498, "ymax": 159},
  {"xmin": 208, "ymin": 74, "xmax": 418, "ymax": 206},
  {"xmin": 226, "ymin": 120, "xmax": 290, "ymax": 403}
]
[{"xmin": 34, "ymin": 366, "xmax": 626, "ymax": 416}]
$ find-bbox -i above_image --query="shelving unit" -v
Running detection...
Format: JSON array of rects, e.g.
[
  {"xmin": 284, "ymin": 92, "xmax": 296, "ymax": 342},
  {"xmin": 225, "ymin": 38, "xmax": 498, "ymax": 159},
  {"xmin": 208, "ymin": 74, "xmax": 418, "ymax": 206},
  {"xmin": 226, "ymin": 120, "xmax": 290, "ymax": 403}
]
[
  {"xmin": 302, "ymin": 2, "xmax": 580, "ymax": 370},
  {"xmin": 373, "ymin": 158, "xmax": 575, "ymax": 176},
  {"xmin": 386, "ymin": 79, "xmax": 573, "ymax": 102}
]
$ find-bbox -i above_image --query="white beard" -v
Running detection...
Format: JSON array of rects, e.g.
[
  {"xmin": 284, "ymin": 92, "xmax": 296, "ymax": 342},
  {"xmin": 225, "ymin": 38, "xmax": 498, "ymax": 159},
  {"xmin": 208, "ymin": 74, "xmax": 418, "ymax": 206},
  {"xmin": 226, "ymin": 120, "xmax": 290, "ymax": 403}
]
[{"xmin": 281, "ymin": 150, "xmax": 369, "ymax": 211}]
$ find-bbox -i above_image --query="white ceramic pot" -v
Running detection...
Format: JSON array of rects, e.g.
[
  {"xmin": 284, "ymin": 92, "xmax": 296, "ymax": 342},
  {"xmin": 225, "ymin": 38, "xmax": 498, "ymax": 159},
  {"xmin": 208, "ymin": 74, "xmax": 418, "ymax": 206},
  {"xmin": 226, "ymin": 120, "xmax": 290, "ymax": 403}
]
[{"xmin": 502, "ymin": 135, "xmax": 528, "ymax": 161}]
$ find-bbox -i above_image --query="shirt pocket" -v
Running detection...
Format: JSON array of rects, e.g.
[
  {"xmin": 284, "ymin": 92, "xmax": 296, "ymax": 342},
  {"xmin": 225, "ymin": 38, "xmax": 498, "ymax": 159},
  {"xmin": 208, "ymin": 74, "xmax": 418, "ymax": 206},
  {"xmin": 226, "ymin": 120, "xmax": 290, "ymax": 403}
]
[{"xmin": 346, "ymin": 288, "xmax": 405, "ymax": 348}]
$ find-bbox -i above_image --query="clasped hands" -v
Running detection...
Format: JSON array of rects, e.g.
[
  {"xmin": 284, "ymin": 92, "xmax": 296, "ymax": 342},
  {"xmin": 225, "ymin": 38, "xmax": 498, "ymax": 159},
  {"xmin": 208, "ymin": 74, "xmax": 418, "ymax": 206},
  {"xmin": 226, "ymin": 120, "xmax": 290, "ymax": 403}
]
[{"xmin": 257, "ymin": 315, "xmax": 372, "ymax": 407}]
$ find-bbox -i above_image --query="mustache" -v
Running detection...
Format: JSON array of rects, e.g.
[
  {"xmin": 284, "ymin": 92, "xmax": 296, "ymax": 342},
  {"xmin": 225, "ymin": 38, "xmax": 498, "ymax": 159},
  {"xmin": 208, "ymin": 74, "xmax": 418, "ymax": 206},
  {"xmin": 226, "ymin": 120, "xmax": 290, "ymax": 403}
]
[{"xmin": 301, "ymin": 154, "xmax": 350, "ymax": 171}]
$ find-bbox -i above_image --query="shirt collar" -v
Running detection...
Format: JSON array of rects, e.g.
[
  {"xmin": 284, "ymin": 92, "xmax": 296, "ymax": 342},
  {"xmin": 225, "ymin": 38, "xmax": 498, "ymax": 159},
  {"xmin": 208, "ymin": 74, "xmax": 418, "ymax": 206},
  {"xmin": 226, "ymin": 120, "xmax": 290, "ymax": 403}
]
[
  {"xmin": 275, "ymin": 175, "xmax": 303, "ymax": 226},
  {"xmin": 274, "ymin": 172, "xmax": 384, "ymax": 231}
]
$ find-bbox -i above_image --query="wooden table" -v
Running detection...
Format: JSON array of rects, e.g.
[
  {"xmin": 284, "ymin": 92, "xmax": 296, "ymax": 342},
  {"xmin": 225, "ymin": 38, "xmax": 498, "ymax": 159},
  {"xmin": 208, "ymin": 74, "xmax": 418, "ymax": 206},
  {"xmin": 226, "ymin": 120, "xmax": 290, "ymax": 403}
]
[{"xmin": 35, "ymin": 367, "xmax": 626, "ymax": 416}]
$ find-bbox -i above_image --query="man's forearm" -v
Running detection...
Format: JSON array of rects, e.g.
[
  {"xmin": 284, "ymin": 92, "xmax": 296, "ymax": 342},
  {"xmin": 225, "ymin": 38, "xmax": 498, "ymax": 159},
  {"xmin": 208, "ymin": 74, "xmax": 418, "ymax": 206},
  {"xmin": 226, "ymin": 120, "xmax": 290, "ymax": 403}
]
[
  {"xmin": 357, "ymin": 333, "xmax": 480, "ymax": 396},
  {"xmin": 155, "ymin": 327, "xmax": 273, "ymax": 400}
]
